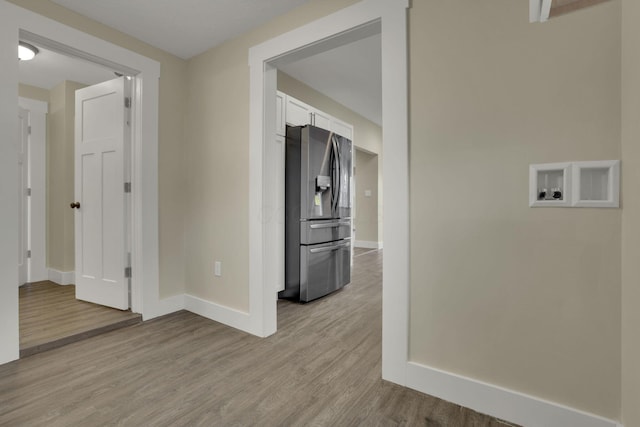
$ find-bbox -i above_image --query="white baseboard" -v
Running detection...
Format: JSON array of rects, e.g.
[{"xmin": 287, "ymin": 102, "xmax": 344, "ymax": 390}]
[
  {"xmin": 142, "ymin": 294, "xmax": 185, "ymax": 320},
  {"xmin": 184, "ymin": 294, "xmax": 253, "ymax": 334},
  {"xmin": 355, "ymin": 240, "xmax": 383, "ymax": 249},
  {"xmin": 406, "ymin": 362, "xmax": 621, "ymax": 427},
  {"xmin": 47, "ymin": 269, "xmax": 74, "ymax": 285}
]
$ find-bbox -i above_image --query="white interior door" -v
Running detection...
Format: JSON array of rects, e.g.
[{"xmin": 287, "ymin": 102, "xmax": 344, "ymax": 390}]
[
  {"xmin": 19, "ymin": 98, "xmax": 48, "ymax": 283},
  {"xmin": 18, "ymin": 107, "xmax": 29, "ymax": 286},
  {"xmin": 74, "ymin": 77, "xmax": 129, "ymax": 310}
]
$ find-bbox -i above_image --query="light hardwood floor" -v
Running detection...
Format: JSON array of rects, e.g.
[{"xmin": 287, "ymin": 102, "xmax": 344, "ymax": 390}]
[
  {"xmin": 2, "ymin": 252, "xmax": 514, "ymax": 426},
  {"xmin": 19, "ymin": 281, "xmax": 141, "ymax": 357}
]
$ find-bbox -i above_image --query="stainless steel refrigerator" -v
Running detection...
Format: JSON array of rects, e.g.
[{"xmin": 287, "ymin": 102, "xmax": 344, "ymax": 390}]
[{"xmin": 280, "ymin": 125, "xmax": 352, "ymax": 302}]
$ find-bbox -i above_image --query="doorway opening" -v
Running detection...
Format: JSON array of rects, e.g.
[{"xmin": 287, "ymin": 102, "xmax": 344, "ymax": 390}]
[
  {"xmin": 17, "ymin": 32, "xmax": 142, "ymax": 357},
  {"xmin": 248, "ymin": 0, "xmax": 409, "ymax": 386},
  {"xmin": 272, "ymin": 30, "xmax": 384, "ymax": 332},
  {"xmin": 1, "ymin": 2, "xmax": 162, "ymax": 364},
  {"xmin": 353, "ymin": 147, "xmax": 381, "ymax": 251}
]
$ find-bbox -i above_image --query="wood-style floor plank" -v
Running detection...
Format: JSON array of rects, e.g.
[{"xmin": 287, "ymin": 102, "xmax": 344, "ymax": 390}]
[
  {"xmin": 2, "ymin": 252, "xmax": 515, "ymax": 426},
  {"xmin": 19, "ymin": 281, "xmax": 141, "ymax": 357}
]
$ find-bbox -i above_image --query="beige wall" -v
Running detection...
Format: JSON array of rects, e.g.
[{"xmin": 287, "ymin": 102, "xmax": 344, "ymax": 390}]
[
  {"xmin": 354, "ymin": 149, "xmax": 378, "ymax": 243},
  {"xmin": 10, "ymin": 0, "xmax": 188, "ymax": 297},
  {"xmin": 19, "ymin": 83, "xmax": 48, "ymax": 102},
  {"xmin": 47, "ymin": 80, "xmax": 84, "ymax": 271},
  {"xmin": 409, "ymin": 0, "xmax": 621, "ymax": 419},
  {"xmin": 277, "ymin": 71, "xmax": 383, "ymax": 245},
  {"xmin": 185, "ymin": 0, "xmax": 360, "ymax": 311},
  {"xmin": 621, "ymin": 0, "xmax": 640, "ymax": 425}
]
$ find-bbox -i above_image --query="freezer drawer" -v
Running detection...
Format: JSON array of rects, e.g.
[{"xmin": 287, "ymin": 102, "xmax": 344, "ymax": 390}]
[
  {"xmin": 300, "ymin": 239, "xmax": 351, "ymax": 302},
  {"xmin": 300, "ymin": 219, "xmax": 351, "ymax": 245}
]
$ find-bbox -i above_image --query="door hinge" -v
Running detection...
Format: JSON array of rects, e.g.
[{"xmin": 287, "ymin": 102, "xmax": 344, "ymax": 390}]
[
  {"xmin": 27, "ymin": 250, "xmax": 31, "ymax": 258},
  {"xmin": 124, "ymin": 182, "xmax": 132, "ymax": 193},
  {"xmin": 27, "ymin": 188, "xmax": 31, "ymax": 196},
  {"xmin": 28, "ymin": 126, "xmax": 31, "ymax": 135},
  {"xmin": 125, "ymin": 266, "xmax": 132, "ymax": 278},
  {"xmin": 125, "ymin": 97, "xmax": 131, "ymax": 108}
]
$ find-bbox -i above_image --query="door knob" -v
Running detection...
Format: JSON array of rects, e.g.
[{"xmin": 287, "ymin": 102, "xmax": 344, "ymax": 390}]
[{"xmin": 70, "ymin": 202, "xmax": 81, "ymax": 209}]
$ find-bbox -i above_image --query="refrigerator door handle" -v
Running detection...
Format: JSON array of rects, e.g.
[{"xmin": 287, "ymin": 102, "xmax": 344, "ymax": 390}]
[
  {"xmin": 330, "ymin": 136, "xmax": 337, "ymax": 213},
  {"xmin": 331, "ymin": 134, "xmax": 341, "ymax": 214},
  {"xmin": 309, "ymin": 241, "xmax": 351, "ymax": 253},
  {"xmin": 310, "ymin": 221, "xmax": 351, "ymax": 229},
  {"xmin": 333, "ymin": 134, "xmax": 342, "ymax": 206}
]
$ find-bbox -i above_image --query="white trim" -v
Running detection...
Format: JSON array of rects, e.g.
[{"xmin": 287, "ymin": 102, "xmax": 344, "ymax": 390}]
[
  {"xmin": 184, "ymin": 295, "xmax": 253, "ymax": 334},
  {"xmin": 355, "ymin": 240, "xmax": 382, "ymax": 249},
  {"xmin": 130, "ymin": 67, "xmax": 161, "ymax": 319},
  {"xmin": 20, "ymin": 29, "xmax": 139, "ymax": 77},
  {"xmin": 249, "ymin": 0, "xmax": 409, "ymax": 380},
  {"xmin": 47, "ymin": 269, "xmax": 75, "ymax": 286},
  {"xmin": 530, "ymin": 0, "xmax": 543, "ymax": 22},
  {"xmin": 0, "ymin": 0, "xmax": 163, "ymax": 364},
  {"xmin": 144, "ymin": 294, "xmax": 185, "ymax": 320},
  {"xmin": 530, "ymin": 0, "xmax": 552, "ymax": 22},
  {"xmin": 0, "ymin": 1, "xmax": 21, "ymax": 363},
  {"xmin": 406, "ymin": 362, "xmax": 622, "ymax": 427},
  {"xmin": 378, "ymin": 0, "xmax": 410, "ymax": 386},
  {"xmin": 541, "ymin": 0, "xmax": 553, "ymax": 21}
]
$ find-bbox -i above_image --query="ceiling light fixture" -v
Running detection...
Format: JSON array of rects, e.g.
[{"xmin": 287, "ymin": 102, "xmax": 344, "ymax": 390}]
[{"xmin": 18, "ymin": 42, "xmax": 39, "ymax": 61}]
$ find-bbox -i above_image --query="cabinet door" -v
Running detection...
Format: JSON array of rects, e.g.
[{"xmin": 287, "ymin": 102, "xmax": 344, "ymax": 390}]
[
  {"xmin": 286, "ymin": 97, "xmax": 313, "ymax": 126},
  {"xmin": 276, "ymin": 91, "xmax": 286, "ymax": 136},
  {"xmin": 313, "ymin": 111, "xmax": 331, "ymax": 131},
  {"xmin": 331, "ymin": 118, "xmax": 354, "ymax": 140}
]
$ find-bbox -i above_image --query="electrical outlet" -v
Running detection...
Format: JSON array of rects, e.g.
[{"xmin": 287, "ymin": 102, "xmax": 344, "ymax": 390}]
[{"xmin": 214, "ymin": 261, "xmax": 222, "ymax": 277}]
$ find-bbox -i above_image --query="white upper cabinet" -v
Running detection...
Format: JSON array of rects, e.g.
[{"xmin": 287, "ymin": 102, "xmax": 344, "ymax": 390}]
[
  {"xmin": 285, "ymin": 96, "xmax": 313, "ymax": 127},
  {"xmin": 330, "ymin": 117, "xmax": 354, "ymax": 140},
  {"xmin": 313, "ymin": 110, "xmax": 331, "ymax": 130},
  {"xmin": 280, "ymin": 92, "xmax": 354, "ymax": 140}
]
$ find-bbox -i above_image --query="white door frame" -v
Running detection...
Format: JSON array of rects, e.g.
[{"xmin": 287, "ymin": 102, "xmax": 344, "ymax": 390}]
[
  {"xmin": 19, "ymin": 97, "xmax": 48, "ymax": 284},
  {"xmin": 0, "ymin": 0, "xmax": 163, "ymax": 365},
  {"xmin": 248, "ymin": 0, "xmax": 410, "ymax": 385}
]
